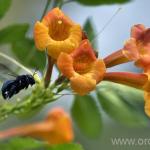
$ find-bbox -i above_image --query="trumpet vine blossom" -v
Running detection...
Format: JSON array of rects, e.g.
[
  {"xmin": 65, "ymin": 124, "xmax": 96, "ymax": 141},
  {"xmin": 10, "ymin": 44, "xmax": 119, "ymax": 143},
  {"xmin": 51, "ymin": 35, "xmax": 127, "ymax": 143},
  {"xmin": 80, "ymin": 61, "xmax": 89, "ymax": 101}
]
[
  {"xmin": 104, "ymin": 24, "xmax": 150, "ymax": 71},
  {"xmin": 57, "ymin": 39, "xmax": 106, "ymax": 95},
  {"xmin": 0, "ymin": 108, "xmax": 74, "ymax": 144},
  {"xmin": 123, "ymin": 24, "xmax": 150, "ymax": 71},
  {"xmin": 34, "ymin": 8, "xmax": 82, "ymax": 59},
  {"xmin": 103, "ymin": 24, "xmax": 150, "ymax": 117}
]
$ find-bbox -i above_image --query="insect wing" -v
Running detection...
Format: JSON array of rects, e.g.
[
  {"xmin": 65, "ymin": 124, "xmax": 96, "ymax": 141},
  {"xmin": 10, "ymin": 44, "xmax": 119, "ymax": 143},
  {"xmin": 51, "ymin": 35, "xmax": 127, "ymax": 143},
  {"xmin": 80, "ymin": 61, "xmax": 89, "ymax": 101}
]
[
  {"xmin": 1, "ymin": 80, "xmax": 16, "ymax": 99},
  {"xmin": 1, "ymin": 80, "xmax": 15, "ymax": 91},
  {"xmin": 0, "ymin": 63, "xmax": 17, "ymax": 81}
]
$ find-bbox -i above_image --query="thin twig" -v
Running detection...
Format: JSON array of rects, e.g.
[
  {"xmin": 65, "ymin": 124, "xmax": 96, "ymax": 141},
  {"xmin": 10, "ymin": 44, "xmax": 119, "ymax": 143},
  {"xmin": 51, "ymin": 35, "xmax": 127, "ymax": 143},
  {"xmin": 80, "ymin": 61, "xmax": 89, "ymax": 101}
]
[
  {"xmin": 0, "ymin": 52, "xmax": 32, "ymax": 74},
  {"xmin": 40, "ymin": 0, "xmax": 51, "ymax": 21},
  {"xmin": 91, "ymin": 7, "xmax": 122, "ymax": 44},
  {"xmin": 62, "ymin": 0, "xmax": 75, "ymax": 7},
  {"xmin": 44, "ymin": 55, "xmax": 54, "ymax": 88}
]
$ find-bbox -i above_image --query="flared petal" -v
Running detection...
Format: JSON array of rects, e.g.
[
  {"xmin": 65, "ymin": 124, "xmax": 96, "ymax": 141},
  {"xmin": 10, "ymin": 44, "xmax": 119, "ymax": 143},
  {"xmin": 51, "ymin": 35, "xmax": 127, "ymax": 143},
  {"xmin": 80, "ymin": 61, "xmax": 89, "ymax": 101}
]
[
  {"xmin": 44, "ymin": 108, "xmax": 74, "ymax": 144},
  {"xmin": 34, "ymin": 8, "xmax": 82, "ymax": 59},
  {"xmin": 34, "ymin": 21, "xmax": 50, "ymax": 50},
  {"xmin": 106, "ymin": 24, "xmax": 150, "ymax": 70},
  {"xmin": 57, "ymin": 39, "xmax": 106, "ymax": 95},
  {"xmin": 47, "ymin": 24, "xmax": 82, "ymax": 59},
  {"xmin": 143, "ymin": 29, "xmax": 150, "ymax": 44},
  {"xmin": 124, "ymin": 24, "xmax": 150, "ymax": 70},
  {"xmin": 122, "ymin": 38, "xmax": 139, "ymax": 60},
  {"xmin": 86, "ymin": 59, "xmax": 106, "ymax": 83},
  {"xmin": 57, "ymin": 52, "xmax": 75, "ymax": 78},
  {"xmin": 131, "ymin": 24, "xmax": 146, "ymax": 40},
  {"xmin": 70, "ymin": 75, "xmax": 96, "ymax": 95},
  {"xmin": 42, "ymin": 7, "xmax": 74, "ymax": 28}
]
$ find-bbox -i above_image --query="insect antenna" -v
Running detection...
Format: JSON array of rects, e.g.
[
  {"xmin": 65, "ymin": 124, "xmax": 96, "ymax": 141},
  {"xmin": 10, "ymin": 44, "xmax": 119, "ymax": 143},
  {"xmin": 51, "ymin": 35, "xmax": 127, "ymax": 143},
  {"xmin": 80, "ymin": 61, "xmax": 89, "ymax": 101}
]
[
  {"xmin": 33, "ymin": 68, "xmax": 39, "ymax": 76},
  {"xmin": 91, "ymin": 7, "xmax": 122, "ymax": 44},
  {"xmin": 7, "ymin": 73, "xmax": 17, "ymax": 78}
]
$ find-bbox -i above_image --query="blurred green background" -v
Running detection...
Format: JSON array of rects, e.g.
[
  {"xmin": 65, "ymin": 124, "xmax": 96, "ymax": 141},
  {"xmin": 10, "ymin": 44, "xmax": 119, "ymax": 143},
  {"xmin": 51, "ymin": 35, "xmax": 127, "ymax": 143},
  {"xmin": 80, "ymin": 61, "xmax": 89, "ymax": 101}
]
[{"xmin": 0, "ymin": 0, "xmax": 150, "ymax": 150}]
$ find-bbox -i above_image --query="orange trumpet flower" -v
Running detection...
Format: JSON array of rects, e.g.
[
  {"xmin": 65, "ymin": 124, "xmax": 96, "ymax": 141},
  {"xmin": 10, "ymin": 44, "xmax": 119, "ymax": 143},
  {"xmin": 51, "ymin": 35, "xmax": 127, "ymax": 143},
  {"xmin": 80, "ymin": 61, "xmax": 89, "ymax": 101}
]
[
  {"xmin": 57, "ymin": 39, "xmax": 106, "ymax": 95},
  {"xmin": 0, "ymin": 108, "xmax": 74, "ymax": 145},
  {"xmin": 123, "ymin": 24, "xmax": 150, "ymax": 71},
  {"xmin": 104, "ymin": 24, "xmax": 150, "ymax": 71},
  {"xmin": 34, "ymin": 8, "xmax": 82, "ymax": 59}
]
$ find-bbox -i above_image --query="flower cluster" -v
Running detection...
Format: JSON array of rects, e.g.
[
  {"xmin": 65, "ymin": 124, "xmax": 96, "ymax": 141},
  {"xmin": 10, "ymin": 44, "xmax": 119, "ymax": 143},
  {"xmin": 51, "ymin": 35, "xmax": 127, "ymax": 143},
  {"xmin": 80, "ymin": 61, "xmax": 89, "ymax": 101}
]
[
  {"xmin": 0, "ymin": 108, "xmax": 74, "ymax": 145},
  {"xmin": 34, "ymin": 8, "xmax": 150, "ymax": 117},
  {"xmin": 34, "ymin": 7, "xmax": 106, "ymax": 95},
  {"xmin": 104, "ymin": 24, "xmax": 150, "ymax": 117}
]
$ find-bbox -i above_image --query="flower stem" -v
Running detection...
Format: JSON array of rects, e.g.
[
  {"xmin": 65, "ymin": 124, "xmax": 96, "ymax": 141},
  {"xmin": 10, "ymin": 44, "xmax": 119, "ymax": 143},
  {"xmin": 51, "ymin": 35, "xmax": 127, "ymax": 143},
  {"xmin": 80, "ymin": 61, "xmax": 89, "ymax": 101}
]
[
  {"xmin": 61, "ymin": 0, "xmax": 75, "ymax": 7},
  {"xmin": 104, "ymin": 49, "xmax": 129, "ymax": 68},
  {"xmin": 40, "ymin": 0, "xmax": 51, "ymax": 21},
  {"xmin": 103, "ymin": 72, "xmax": 148, "ymax": 90},
  {"xmin": 44, "ymin": 55, "xmax": 54, "ymax": 88}
]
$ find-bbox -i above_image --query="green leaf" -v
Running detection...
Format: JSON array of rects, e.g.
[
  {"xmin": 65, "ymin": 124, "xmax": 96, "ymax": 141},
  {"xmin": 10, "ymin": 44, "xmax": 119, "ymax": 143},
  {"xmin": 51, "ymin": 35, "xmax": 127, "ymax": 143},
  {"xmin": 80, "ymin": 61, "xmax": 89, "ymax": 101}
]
[
  {"xmin": 96, "ymin": 81, "xmax": 148, "ymax": 127},
  {"xmin": 0, "ymin": 137, "xmax": 45, "ymax": 150},
  {"xmin": 47, "ymin": 143, "xmax": 84, "ymax": 150},
  {"xmin": 0, "ymin": 137, "xmax": 84, "ymax": 150},
  {"xmin": 71, "ymin": 95, "xmax": 102, "ymax": 138},
  {"xmin": 12, "ymin": 38, "xmax": 45, "ymax": 70},
  {"xmin": 76, "ymin": 0, "xmax": 131, "ymax": 6},
  {"xmin": 0, "ymin": 24, "xmax": 45, "ymax": 70},
  {"xmin": 83, "ymin": 18, "xmax": 97, "ymax": 49},
  {"xmin": 0, "ymin": 24, "xmax": 29, "ymax": 44},
  {"xmin": 100, "ymin": 81, "xmax": 144, "ymax": 111},
  {"xmin": 0, "ymin": 0, "xmax": 11, "ymax": 19}
]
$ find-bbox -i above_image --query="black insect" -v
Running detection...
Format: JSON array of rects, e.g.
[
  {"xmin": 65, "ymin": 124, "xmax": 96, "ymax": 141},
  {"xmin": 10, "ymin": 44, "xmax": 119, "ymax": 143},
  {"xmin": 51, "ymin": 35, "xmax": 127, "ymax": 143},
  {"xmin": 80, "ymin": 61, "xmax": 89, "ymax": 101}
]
[{"xmin": 1, "ymin": 74, "xmax": 35, "ymax": 99}]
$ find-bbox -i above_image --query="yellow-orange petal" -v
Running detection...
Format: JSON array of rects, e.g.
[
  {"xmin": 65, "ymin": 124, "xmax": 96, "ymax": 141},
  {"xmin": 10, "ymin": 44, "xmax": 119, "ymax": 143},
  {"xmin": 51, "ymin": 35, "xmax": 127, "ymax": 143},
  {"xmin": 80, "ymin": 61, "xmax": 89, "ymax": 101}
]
[
  {"xmin": 87, "ymin": 59, "xmax": 106, "ymax": 83},
  {"xmin": 72, "ymin": 39, "xmax": 96, "ymax": 61},
  {"xmin": 57, "ymin": 52, "xmax": 75, "ymax": 78},
  {"xmin": 122, "ymin": 38, "xmax": 139, "ymax": 61},
  {"xmin": 70, "ymin": 75, "xmax": 96, "ymax": 95},
  {"xmin": 29, "ymin": 108, "xmax": 74, "ymax": 144},
  {"xmin": 34, "ymin": 8, "xmax": 82, "ymax": 59},
  {"xmin": 34, "ymin": 21, "xmax": 50, "ymax": 50},
  {"xmin": 57, "ymin": 39, "xmax": 106, "ymax": 95},
  {"xmin": 131, "ymin": 24, "xmax": 146, "ymax": 39},
  {"xmin": 71, "ymin": 40, "xmax": 97, "ymax": 74},
  {"xmin": 70, "ymin": 59, "xmax": 105, "ymax": 95},
  {"xmin": 47, "ymin": 24, "xmax": 82, "ymax": 59},
  {"xmin": 45, "ymin": 108, "xmax": 74, "ymax": 144},
  {"xmin": 144, "ymin": 92, "xmax": 150, "ymax": 117},
  {"xmin": 42, "ymin": 7, "xmax": 74, "ymax": 27}
]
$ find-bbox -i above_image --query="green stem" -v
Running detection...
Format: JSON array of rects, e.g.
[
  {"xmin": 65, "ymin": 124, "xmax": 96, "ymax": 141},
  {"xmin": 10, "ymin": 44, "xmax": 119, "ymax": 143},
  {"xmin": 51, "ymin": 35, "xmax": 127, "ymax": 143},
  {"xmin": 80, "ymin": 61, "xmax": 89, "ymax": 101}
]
[
  {"xmin": 40, "ymin": 0, "xmax": 51, "ymax": 21},
  {"xmin": 51, "ymin": 0, "xmax": 65, "ymax": 8},
  {"xmin": 62, "ymin": 0, "xmax": 74, "ymax": 7}
]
